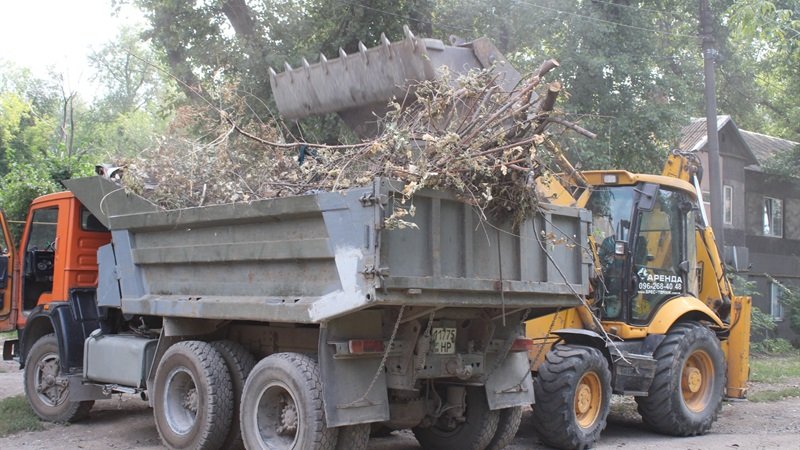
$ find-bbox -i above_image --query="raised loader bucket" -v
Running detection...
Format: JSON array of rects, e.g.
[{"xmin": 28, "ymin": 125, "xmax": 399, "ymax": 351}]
[{"xmin": 270, "ymin": 26, "xmax": 521, "ymax": 137}]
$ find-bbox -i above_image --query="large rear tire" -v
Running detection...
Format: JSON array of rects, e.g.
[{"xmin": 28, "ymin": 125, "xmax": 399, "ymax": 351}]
[
  {"xmin": 635, "ymin": 322, "xmax": 725, "ymax": 436},
  {"xmin": 532, "ymin": 344, "xmax": 611, "ymax": 450},
  {"xmin": 153, "ymin": 340, "xmax": 234, "ymax": 450},
  {"xmin": 412, "ymin": 386, "xmax": 499, "ymax": 450},
  {"xmin": 24, "ymin": 334, "xmax": 93, "ymax": 423},
  {"xmin": 240, "ymin": 352, "xmax": 337, "ymax": 450},
  {"xmin": 334, "ymin": 423, "xmax": 370, "ymax": 450},
  {"xmin": 487, "ymin": 406, "xmax": 523, "ymax": 450},
  {"xmin": 212, "ymin": 340, "xmax": 256, "ymax": 450}
]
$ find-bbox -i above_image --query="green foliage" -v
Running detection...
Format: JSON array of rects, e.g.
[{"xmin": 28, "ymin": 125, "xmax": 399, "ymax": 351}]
[
  {"xmin": 762, "ymin": 144, "xmax": 800, "ymax": 180},
  {"xmin": 728, "ymin": 273, "xmax": 777, "ymax": 340},
  {"xmin": 0, "ymin": 395, "xmax": 43, "ymax": 437},
  {"xmin": 432, "ymin": 0, "xmax": 705, "ymax": 173},
  {"xmin": 727, "ymin": 0, "xmax": 800, "ymax": 140},
  {"xmin": 0, "ymin": 163, "xmax": 59, "ymax": 240},
  {"xmin": 729, "ymin": 272, "xmax": 761, "ymax": 298},
  {"xmin": 751, "ymin": 306, "xmax": 778, "ymax": 339},
  {"xmin": 777, "ymin": 283, "xmax": 800, "ymax": 337},
  {"xmin": 114, "ymin": 0, "xmax": 800, "ymax": 170},
  {"xmin": 752, "ymin": 337, "xmax": 796, "ymax": 355}
]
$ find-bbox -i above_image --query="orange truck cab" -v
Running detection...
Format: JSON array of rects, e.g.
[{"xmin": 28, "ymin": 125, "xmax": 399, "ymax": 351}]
[{"xmin": 0, "ymin": 192, "xmax": 110, "ymax": 369}]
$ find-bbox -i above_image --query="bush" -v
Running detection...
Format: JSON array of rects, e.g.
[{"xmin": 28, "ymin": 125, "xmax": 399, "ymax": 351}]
[
  {"xmin": 750, "ymin": 306, "xmax": 777, "ymax": 340},
  {"xmin": 751, "ymin": 338, "xmax": 797, "ymax": 355},
  {"xmin": 778, "ymin": 284, "xmax": 800, "ymax": 337}
]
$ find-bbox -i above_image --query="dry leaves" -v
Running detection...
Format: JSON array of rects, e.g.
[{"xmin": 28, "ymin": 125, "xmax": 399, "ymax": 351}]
[{"xmin": 122, "ymin": 62, "xmax": 580, "ymax": 226}]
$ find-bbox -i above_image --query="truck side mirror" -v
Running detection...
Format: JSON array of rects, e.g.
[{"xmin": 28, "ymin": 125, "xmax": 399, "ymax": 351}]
[{"xmin": 614, "ymin": 240, "xmax": 627, "ymax": 256}]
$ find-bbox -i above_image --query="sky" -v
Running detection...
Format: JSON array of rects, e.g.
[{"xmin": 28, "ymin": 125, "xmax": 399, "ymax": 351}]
[{"xmin": 0, "ymin": 0, "xmax": 143, "ymax": 98}]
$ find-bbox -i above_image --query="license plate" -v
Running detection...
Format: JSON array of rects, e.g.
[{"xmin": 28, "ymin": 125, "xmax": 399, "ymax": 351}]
[{"xmin": 431, "ymin": 327, "xmax": 456, "ymax": 354}]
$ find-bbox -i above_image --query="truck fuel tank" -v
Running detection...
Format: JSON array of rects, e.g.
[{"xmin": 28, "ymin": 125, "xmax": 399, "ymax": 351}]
[{"xmin": 84, "ymin": 331, "xmax": 157, "ymax": 389}]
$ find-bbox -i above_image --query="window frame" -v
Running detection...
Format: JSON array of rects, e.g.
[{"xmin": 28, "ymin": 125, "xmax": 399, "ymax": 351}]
[
  {"xmin": 770, "ymin": 282, "xmax": 784, "ymax": 321},
  {"xmin": 723, "ymin": 185, "xmax": 733, "ymax": 225},
  {"xmin": 763, "ymin": 196, "xmax": 783, "ymax": 238}
]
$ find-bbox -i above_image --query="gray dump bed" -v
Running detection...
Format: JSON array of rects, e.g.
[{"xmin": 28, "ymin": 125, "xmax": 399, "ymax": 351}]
[{"xmin": 66, "ymin": 176, "xmax": 590, "ymax": 324}]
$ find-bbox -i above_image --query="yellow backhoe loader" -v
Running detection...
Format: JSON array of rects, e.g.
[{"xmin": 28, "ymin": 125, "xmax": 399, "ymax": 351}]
[{"xmin": 526, "ymin": 149, "xmax": 750, "ymax": 449}]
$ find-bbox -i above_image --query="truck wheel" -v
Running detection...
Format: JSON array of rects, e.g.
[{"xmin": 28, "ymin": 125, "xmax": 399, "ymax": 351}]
[
  {"xmin": 334, "ymin": 424, "xmax": 370, "ymax": 450},
  {"xmin": 413, "ymin": 386, "xmax": 499, "ymax": 450},
  {"xmin": 212, "ymin": 340, "xmax": 256, "ymax": 450},
  {"xmin": 24, "ymin": 334, "xmax": 93, "ymax": 422},
  {"xmin": 153, "ymin": 341, "xmax": 233, "ymax": 450},
  {"xmin": 532, "ymin": 344, "xmax": 611, "ymax": 450},
  {"xmin": 635, "ymin": 322, "xmax": 725, "ymax": 436},
  {"xmin": 487, "ymin": 406, "xmax": 523, "ymax": 450},
  {"xmin": 240, "ymin": 353, "xmax": 336, "ymax": 450}
]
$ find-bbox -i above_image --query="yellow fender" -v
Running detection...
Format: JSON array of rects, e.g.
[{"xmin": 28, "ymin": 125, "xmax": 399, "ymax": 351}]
[{"xmin": 648, "ymin": 296, "xmax": 725, "ymax": 334}]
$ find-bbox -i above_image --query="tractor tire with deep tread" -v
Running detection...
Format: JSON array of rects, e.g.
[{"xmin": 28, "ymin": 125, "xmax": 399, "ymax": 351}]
[
  {"xmin": 487, "ymin": 406, "xmax": 523, "ymax": 450},
  {"xmin": 532, "ymin": 344, "xmax": 611, "ymax": 450},
  {"xmin": 212, "ymin": 340, "xmax": 256, "ymax": 450},
  {"xmin": 635, "ymin": 321, "xmax": 725, "ymax": 436},
  {"xmin": 240, "ymin": 352, "xmax": 337, "ymax": 450},
  {"xmin": 24, "ymin": 334, "xmax": 93, "ymax": 423},
  {"xmin": 413, "ymin": 386, "xmax": 499, "ymax": 450},
  {"xmin": 334, "ymin": 424, "xmax": 370, "ymax": 450},
  {"xmin": 153, "ymin": 340, "xmax": 234, "ymax": 450}
]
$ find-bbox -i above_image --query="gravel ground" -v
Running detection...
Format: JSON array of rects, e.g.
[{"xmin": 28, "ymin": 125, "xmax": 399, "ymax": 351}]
[{"xmin": 2, "ymin": 350, "xmax": 798, "ymax": 449}]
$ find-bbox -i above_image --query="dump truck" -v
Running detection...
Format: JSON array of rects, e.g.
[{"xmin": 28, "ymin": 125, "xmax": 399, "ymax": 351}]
[{"xmin": 0, "ymin": 171, "xmax": 589, "ymax": 450}]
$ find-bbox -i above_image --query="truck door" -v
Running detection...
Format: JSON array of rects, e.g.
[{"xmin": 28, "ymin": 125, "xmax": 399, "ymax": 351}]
[
  {"xmin": 21, "ymin": 206, "xmax": 60, "ymax": 313},
  {"xmin": 0, "ymin": 209, "xmax": 15, "ymax": 331}
]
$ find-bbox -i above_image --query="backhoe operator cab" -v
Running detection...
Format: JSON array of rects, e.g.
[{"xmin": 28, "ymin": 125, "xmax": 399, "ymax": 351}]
[
  {"xmin": 527, "ymin": 169, "xmax": 748, "ymax": 450},
  {"xmin": 586, "ymin": 177, "xmax": 699, "ymax": 325}
]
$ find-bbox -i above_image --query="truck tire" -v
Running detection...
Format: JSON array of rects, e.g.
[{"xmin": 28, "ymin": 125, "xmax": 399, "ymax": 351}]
[
  {"xmin": 635, "ymin": 322, "xmax": 725, "ymax": 436},
  {"xmin": 240, "ymin": 352, "xmax": 337, "ymax": 450},
  {"xmin": 211, "ymin": 340, "xmax": 256, "ymax": 450},
  {"xmin": 153, "ymin": 340, "xmax": 234, "ymax": 450},
  {"xmin": 486, "ymin": 406, "xmax": 523, "ymax": 450},
  {"xmin": 24, "ymin": 334, "xmax": 93, "ymax": 422},
  {"xmin": 532, "ymin": 344, "xmax": 611, "ymax": 450},
  {"xmin": 413, "ymin": 386, "xmax": 499, "ymax": 450},
  {"xmin": 334, "ymin": 424, "xmax": 370, "ymax": 450}
]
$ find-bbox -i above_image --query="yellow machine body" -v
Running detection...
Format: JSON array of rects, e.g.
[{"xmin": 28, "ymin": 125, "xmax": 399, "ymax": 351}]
[{"xmin": 526, "ymin": 152, "xmax": 750, "ymax": 399}]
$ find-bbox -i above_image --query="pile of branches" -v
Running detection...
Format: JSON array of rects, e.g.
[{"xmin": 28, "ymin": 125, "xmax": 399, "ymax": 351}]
[{"xmin": 123, "ymin": 59, "xmax": 593, "ymax": 225}]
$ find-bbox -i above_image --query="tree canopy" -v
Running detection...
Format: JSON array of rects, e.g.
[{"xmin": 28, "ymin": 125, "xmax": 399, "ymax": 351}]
[{"xmin": 2, "ymin": 0, "xmax": 798, "ymax": 225}]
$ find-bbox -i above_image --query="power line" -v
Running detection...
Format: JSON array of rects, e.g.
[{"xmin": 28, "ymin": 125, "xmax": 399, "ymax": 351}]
[
  {"xmin": 335, "ymin": 0, "xmax": 699, "ymax": 45},
  {"xmin": 589, "ymin": 0, "xmax": 681, "ymax": 17},
  {"xmin": 335, "ymin": 0, "xmax": 475, "ymax": 37},
  {"xmin": 511, "ymin": 0, "xmax": 700, "ymax": 40}
]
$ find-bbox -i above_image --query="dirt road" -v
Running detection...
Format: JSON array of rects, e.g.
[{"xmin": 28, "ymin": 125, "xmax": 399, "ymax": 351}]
[{"xmin": 2, "ymin": 356, "xmax": 798, "ymax": 449}]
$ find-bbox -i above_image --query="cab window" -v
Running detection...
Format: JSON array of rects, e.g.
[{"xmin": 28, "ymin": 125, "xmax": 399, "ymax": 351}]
[
  {"xmin": 586, "ymin": 186, "xmax": 635, "ymax": 320},
  {"xmin": 630, "ymin": 189, "xmax": 687, "ymax": 322},
  {"xmin": 80, "ymin": 208, "xmax": 108, "ymax": 232},
  {"xmin": 28, "ymin": 207, "xmax": 59, "ymax": 251}
]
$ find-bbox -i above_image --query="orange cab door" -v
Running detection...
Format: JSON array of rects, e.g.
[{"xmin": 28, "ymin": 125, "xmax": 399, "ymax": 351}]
[{"xmin": 0, "ymin": 209, "xmax": 15, "ymax": 331}]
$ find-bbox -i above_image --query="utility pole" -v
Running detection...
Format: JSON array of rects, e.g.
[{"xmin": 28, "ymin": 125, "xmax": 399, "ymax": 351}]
[{"xmin": 700, "ymin": 0, "xmax": 724, "ymax": 249}]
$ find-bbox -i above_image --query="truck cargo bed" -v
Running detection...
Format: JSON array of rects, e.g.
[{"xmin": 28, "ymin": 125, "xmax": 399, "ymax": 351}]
[{"xmin": 67, "ymin": 177, "xmax": 590, "ymax": 324}]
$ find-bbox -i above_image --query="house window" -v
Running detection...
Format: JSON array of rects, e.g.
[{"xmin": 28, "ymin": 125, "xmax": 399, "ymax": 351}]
[
  {"xmin": 723, "ymin": 185, "xmax": 733, "ymax": 225},
  {"xmin": 763, "ymin": 197, "xmax": 783, "ymax": 237},
  {"xmin": 770, "ymin": 282, "xmax": 784, "ymax": 321}
]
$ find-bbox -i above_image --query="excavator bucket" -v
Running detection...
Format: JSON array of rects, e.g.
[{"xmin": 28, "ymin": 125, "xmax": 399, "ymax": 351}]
[{"xmin": 270, "ymin": 26, "xmax": 521, "ymax": 137}]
